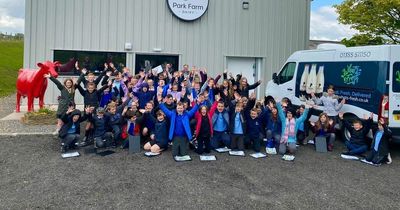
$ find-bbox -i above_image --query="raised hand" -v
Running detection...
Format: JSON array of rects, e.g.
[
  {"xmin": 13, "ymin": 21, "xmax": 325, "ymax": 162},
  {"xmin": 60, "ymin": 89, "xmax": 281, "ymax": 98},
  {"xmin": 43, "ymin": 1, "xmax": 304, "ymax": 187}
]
[
  {"xmin": 234, "ymin": 92, "xmax": 241, "ymax": 101},
  {"xmin": 82, "ymin": 68, "xmax": 88, "ymax": 75},
  {"xmin": 106, "ymin": 70, "xmax": 112, "ymax": 77},
  {"xmin": 223, "ymin": 89, "xmax": 228, "ymax": 96},
  {"xmin": 341, "ymin": 98, "xmax": 346, "ymax": 104},
  {"xmin": 187, "ymin": 93, "xmax": 193, "ymax": 102},
  {"xmin": 215, "ymin": 94, "xmax": 221, "ymax": 102},
  {"xmin": 304, "ymin": 104, "xmax": 312, "ymax": 109},
  {"xmin": 75, "ymin": 61, "xmax": 79, "ymax": 70},
  {"xmin": 122, "ymin": 106, "xmax": 128, "ymax": 115},
  {"xmin": 196, "ymin": 97, "xmax": 203, "ymax": 104},
  {"xmin": 338, "ymin": 112, "xmax": 344, "ymax": 119},
  {"xmin": 329, "ymin": 119, "xmax": 334, "ymax": 125},
  {"xmin": 139, "ymin": 71, "xmax": 145, "ymax": 78},
  {"xmin": 109, "ymin": 62, "xmax": 115, "ymax": 69},
  {"xmin": 67, "ymin": 106, "xmax": 74, "ymax": 114},
  {"xmin": 379, "ymin": 117, "xmax": 386, "ymax": 125},
  {"xmin": 250, "ymin": 92, "xmax": 256, "ymax": 100}
]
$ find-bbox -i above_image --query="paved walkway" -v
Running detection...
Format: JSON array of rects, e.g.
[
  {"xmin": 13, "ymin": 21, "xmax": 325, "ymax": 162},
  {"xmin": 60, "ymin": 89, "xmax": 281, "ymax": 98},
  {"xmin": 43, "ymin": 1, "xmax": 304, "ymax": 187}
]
[{"xmin": 0, "ymin": 102, "xmax": 83, "ymax": 136}]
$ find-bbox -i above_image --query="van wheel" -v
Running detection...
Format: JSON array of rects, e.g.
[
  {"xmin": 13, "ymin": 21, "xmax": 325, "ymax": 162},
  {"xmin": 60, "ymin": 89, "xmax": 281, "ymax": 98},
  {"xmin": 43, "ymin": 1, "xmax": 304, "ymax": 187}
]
[
  {"xmin": 341, "ymin": 114, "xmax": 358, "ymax": 142},
  {"xmin": 342, "ymin": 127, "xmax": 352, "ymax": 142}
]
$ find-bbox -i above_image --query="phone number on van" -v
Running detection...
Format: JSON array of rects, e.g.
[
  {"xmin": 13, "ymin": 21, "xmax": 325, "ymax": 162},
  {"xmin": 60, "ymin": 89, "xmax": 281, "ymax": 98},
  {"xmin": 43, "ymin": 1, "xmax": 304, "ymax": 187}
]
[{"xmin": 340, "ymin": 51, "xmax": 371, "ymax": 58}]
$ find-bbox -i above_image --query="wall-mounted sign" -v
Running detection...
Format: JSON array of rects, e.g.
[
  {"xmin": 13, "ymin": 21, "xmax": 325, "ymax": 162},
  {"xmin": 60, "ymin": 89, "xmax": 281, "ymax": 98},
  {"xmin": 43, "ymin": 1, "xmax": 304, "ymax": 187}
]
[{"xmin": 167, "ymin": 0, "xmax": 209, "ymax": 21}]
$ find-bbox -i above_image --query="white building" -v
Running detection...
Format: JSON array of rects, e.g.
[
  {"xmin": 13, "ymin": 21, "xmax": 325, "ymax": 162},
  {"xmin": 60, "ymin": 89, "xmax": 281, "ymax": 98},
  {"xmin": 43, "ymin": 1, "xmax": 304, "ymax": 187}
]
[{"xmin": 24, "ymin": 0, "xmax": 311, "ymax": 104}]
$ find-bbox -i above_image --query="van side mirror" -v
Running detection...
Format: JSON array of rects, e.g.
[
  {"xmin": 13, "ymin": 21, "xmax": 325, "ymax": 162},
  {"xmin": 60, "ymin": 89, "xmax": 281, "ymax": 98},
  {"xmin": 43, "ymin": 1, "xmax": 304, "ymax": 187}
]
[{"xmin": 272, "ymin": 73, "xmax": 278, "ymax": 84}]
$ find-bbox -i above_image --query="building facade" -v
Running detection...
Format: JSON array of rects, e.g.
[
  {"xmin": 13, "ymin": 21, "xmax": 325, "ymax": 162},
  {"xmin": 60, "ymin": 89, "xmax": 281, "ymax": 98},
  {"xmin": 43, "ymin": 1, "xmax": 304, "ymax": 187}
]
[{"xmin": 24, "ymin": 0, "xmax": 311, "ymax": 104}]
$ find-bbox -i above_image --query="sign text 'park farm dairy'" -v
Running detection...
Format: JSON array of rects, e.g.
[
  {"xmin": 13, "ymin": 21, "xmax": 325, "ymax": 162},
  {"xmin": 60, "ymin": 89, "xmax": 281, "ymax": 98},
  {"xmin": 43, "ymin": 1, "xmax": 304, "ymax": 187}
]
[{"xmin": 167, "ymin": 0, "xmax": 209, "ymax": 21}]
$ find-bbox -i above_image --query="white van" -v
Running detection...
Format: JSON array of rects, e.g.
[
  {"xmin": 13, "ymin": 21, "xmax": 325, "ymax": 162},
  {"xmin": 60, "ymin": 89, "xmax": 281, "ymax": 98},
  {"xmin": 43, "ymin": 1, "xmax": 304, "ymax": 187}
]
[{"xmin": 265, "ymin": 44, "xmax": 400, "ymax": 142}]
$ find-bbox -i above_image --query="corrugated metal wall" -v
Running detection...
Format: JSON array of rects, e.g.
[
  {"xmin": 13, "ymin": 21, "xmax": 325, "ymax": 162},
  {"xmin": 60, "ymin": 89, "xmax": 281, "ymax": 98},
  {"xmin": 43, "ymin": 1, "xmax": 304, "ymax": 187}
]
[{"xmin": 24, "ymin": 0, "xmax": 310, "ymax": 104}]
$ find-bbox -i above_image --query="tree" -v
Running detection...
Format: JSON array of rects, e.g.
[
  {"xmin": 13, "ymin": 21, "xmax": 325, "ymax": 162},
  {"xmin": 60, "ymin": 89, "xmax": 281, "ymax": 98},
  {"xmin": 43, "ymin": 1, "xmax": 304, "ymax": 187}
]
[{"xmin": 335, "ymin": 0, "xmax": 400, "ymax": 46}]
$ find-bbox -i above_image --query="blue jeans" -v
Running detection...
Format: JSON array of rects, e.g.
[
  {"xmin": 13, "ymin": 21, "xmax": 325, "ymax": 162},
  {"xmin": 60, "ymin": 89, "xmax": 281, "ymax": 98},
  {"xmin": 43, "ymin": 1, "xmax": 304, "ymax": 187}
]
[
  {"xmin": 345, "ymin": 141, "xmax": 368, "ymax": 155},
  {"xmin": 211, "ymin": 131, "xmax": 231, "ymax": 149}
]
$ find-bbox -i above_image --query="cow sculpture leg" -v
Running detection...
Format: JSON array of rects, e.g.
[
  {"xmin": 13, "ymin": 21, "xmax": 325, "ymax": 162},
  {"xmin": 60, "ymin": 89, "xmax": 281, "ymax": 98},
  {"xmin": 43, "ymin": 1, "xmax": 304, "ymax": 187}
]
[
  {"xmin": 39, "ymin": 94, "xmax": 44, "ymax": 110},
  {"xmin": 16, "ymin": 93, "xmax": 21, "ymax": 112},
  {"xmin": 27, "ymin": 95, "xmax": 34, "ymax": 112}
]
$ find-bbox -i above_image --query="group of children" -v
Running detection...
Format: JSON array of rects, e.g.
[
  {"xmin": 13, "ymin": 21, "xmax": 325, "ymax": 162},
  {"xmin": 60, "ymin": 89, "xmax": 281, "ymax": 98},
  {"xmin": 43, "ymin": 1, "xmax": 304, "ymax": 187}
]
[{"xmin": 46, "ymin": 63, "xmax": 393, "ymax": 164}]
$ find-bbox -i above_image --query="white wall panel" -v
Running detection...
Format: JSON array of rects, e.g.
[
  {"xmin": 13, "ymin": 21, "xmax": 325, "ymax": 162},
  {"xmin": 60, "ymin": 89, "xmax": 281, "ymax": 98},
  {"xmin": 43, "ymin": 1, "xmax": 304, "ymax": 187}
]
[{"xmin": 24, "ymin": 0, "xmax": 311, "ymax": 104}]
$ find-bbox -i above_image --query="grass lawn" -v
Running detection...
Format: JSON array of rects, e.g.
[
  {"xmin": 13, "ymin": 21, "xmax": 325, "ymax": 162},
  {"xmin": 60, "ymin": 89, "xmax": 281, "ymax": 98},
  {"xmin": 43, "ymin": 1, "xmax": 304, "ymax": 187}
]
[{"xmin": 0, "ymin": 40, "xmax": 23, "ymax": 97}]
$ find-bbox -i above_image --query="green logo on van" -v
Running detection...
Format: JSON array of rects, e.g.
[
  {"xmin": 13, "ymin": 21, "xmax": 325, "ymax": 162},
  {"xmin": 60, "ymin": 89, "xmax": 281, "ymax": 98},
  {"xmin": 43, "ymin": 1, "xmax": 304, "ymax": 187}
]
[
  {"xmin": 396, "ymin": 71, "xmax": 400, "ymax": 83},
  {"xmin": 341, "ymin": 64, "xmax": 362, "ymax": 85}
]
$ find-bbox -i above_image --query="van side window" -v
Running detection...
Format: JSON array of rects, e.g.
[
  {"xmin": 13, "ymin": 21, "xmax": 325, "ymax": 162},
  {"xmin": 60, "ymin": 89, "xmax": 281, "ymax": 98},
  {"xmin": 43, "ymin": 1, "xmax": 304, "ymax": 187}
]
[
  {"xmin": 393, "ymin": 62, "xmax": 400, "ymax": 92},
  {"xmin": 277, "ymin": 62, "xmax": 296, "ymax": 84}
]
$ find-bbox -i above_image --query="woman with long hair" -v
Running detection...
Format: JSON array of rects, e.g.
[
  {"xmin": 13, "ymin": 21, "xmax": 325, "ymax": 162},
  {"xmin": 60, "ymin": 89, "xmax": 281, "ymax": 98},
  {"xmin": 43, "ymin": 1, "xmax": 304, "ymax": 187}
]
[
  {"xmin": 45, "ymin": 74, "xmax": 76, "ymax": 134},
  {"xmin": 236, "ymin": 77, "xmax": 262, "ymax": 98}
]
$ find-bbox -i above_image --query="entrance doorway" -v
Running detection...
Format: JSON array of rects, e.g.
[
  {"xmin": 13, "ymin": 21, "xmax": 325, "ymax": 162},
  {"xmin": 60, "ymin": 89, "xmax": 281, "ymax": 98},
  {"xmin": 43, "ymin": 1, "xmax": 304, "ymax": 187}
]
[
  {"xmin": 135, "ymin": 54, "xmax": 179, "ymax": 74},
  {"xmin": 226, "ymin": 56, "xmax": 262, "ymax": 96}
]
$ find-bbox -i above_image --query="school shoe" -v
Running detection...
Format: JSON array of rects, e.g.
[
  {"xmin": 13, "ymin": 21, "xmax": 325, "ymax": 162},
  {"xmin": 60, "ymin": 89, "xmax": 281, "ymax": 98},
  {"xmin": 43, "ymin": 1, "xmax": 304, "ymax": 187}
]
[
  {"xmin": 78, "ymin": 137, "xmax": 88, "ymax": 147},
  {"xmin": 78, "ymin": 141, "xmax": 88, "ymax": 147},
  {"xmin": 340, "ymin": 152, "xmax": 359, "ymax": 160},
  {"xmin": 111, "ymin": 141, "xmax": 117, "ymax": 148},
  {"xmin": 360, "ymin": 159, "xmax": 381, "ymax": 166},
  {"xmin": 327, "ymin": 144, "xmax": 333, "ymax": 151},
  {"xmin": 53, "ymin": 128, "xmax": 60, "ymax": 136},
  {"xmin": 60, "ymin": 143, "xmax": 67, "ymax": 153},
  {"xmin": 282, "ymin": 154, "xmax": 295, "ymax": 161},
  {"xmin": 266, "ymin": 147, "xmax": 277, "ymax": 155},
  {"xmin": 387, "ymin": 153, "xmax": 392, "ymax": 164}
]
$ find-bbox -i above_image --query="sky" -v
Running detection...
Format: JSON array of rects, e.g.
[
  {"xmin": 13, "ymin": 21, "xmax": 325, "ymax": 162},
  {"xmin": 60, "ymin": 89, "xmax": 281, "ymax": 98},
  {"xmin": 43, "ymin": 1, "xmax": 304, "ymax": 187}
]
[{"xmin": 0, "ymin": 0, "xmax": 357, "ymax": 41}]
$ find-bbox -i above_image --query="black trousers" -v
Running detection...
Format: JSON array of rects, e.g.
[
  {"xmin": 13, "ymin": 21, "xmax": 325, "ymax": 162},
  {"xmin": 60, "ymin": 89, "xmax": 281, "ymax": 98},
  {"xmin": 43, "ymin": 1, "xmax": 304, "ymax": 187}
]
[
  {"xmin": 231, "ymin": 134, "xmax": 244, "ymax": 151},
  {"xmin": 245, "ymin": 135, "xmax": 262, "ymax": 153},
  {"xmin": 196, "ymin": 136, "xmax": 211, "ymax": 154},
  {"xmin": 172, "ymin": 136, "xmax": 188, "ymax": 156}
]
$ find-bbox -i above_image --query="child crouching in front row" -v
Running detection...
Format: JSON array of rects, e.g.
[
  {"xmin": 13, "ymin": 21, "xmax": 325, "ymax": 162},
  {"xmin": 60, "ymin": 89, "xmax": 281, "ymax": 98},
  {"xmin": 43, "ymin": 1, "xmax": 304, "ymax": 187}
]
[
  {"xmin": 58, "ymin": 106, "xmax": 89, "ymax": 153},
  {"xmin": 340, "ymin": 112, "xmax": 372, "ymax": 159},
  {"xmin": 277, "ymin": 100, "xmax": 309, "ymax": 161},
  {"xmin": 143, "ymin": 110, "xmax": 169, "ymax": 154},
  {"xmin": 362, "ymin": 118, "xmax": 392, "ymax": 165}
]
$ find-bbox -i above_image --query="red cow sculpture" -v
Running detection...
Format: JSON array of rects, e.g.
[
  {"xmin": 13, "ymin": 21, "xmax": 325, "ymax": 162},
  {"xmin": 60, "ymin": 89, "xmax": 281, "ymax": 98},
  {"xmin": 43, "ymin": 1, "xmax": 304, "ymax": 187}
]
[{"xmin": 16, "ymin": 61, "xmax": 61, "ymax": 112}]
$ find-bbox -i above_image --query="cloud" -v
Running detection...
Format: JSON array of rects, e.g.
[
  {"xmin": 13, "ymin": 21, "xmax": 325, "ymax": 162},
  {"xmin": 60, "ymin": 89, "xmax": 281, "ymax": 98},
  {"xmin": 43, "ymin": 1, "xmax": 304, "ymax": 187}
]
[
  {"xmin": 0, "ymin": 0, "xmax": 24, "ymax": 34},
  {"xmin": 310, "ymin": 6, "xmax": 357, "ymax": 41}
]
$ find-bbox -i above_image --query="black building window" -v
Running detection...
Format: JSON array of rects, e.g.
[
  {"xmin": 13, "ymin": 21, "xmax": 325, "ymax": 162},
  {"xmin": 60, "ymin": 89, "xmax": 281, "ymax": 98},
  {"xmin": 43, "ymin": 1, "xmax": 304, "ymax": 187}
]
[{"xmin": 54, "ymin": 50, "xmax": 127, "ymax": 75}]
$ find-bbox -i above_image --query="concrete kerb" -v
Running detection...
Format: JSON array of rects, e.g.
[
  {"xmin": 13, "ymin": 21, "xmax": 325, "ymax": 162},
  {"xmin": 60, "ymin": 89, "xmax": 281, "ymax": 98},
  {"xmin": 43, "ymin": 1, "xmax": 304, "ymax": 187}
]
[{"xmin": 0, "ymin": 132, "xmax": 55, "ymax": 137}]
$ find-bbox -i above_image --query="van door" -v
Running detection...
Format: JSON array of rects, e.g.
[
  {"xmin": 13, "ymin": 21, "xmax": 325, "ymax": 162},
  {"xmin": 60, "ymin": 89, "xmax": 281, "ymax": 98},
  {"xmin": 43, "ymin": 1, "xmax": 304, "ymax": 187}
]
[
  {"xmin": 390, "ymin": 62, "xmax": 400, "ymax": 127},
  {"xmin": 272, "ymin": 62, "xmax": 297, "ymax": 102}
]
